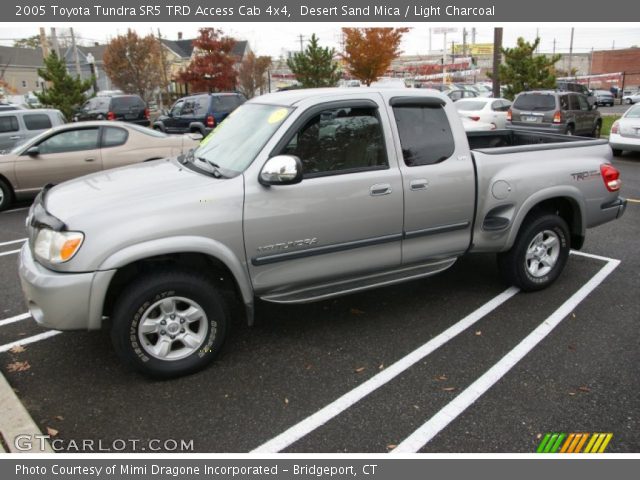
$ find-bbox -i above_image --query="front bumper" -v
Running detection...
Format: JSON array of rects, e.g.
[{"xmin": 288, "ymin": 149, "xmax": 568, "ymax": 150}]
[{"xmin": 18, "ymin": 244, "xmax": 115, "ymax": 330}]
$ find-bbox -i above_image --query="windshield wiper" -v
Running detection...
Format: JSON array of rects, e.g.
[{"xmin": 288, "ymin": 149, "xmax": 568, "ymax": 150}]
[{"xmin": 197, "ymin": 157, "xmax": 226, "ymax": 178}]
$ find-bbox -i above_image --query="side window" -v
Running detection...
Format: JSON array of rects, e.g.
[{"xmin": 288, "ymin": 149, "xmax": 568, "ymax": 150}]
[
  {"xmin": 219, "ymin": 96, "xmax": 238, "ymax": 111},
  {"xmin": 280, "ymin": 106, "xmax": 388, "ymax": 177},
  {"xmin": 37, "ymin": 128, "xmax": 99, "ymax": 154},
  {"xmin": 170, "ymin": 100, "xmax": 184, "ymax": 117},
  {"xmin": 0, "ymin": 116, "xmax": 19, "ymax": 133},
  {"xmin": 23, "ymin": 114, "xmax": 52, "ymax": 131},
  {"xmin": 181, "ymin": 100, "xmax": 196, "ymax": 116},
  {"xmin": 196, "ymin": 96, "xmax": 209, "ymax": 115},
  {"xmin": 393, "ymin": 105, "xmax": 455, "ymax": 167},
  {"xmin": 102, "ymin": 127, "xmax": 129, "ymax": 147},
  {"xmin": 449, "ymin": 91, "xmax": 462, "ymax": 101},
  {"xmin": 491, "ymin": 100, "xmax": 502, "ymax": 111},
  {"xmin": 560, "ymin": 96, "xmax": 570, "ymax": 111},
  {"xmin": 577, "ymin": 95, "xmax": 589, "ymax": 111}
]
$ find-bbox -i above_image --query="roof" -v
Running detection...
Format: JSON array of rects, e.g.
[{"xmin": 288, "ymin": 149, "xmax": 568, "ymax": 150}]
[
  {"xmin": 161, "ymin": 38, "xmax": 249, "ymax": 60},
  {"xmin": 0, "ymin": 45, "xmax": 45, "ymax": 67}
]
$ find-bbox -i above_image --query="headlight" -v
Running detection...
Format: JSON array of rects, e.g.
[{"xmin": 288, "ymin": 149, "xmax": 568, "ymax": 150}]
[{"xmin": 34, "ymin": 229, "xmax": 84, "ymax": 264}]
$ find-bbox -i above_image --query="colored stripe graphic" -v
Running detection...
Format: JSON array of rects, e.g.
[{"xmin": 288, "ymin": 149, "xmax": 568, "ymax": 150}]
[{"xmin": 537, "ymin": 433, "xmax": 612, "ymax": 453}]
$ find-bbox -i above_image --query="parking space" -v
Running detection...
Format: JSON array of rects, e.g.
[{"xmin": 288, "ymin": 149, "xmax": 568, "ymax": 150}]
[{"xmin": 0, "ymin": 156, "xmax": 638, "ymax": 453}]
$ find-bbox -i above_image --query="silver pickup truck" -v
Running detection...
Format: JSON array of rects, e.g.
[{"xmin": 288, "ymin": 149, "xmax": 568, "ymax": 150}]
[{"xmin": 18, "ymin": 88, "xmax": 626, "ymax": 378}]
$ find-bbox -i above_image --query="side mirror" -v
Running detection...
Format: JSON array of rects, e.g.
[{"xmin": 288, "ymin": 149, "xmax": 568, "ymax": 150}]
[
  {"xmin": 26, "ymin": 146, "xmax": 39, "ymax": 156},
  {"xmin": 259, "ymin": 155, "xmax": 303, "ymax": 186}
]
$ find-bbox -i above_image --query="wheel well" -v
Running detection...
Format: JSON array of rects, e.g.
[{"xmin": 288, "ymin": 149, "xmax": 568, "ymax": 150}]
[
  {"xmin": 523, "ymin": 197, "xmax": 584, "ymax": 249},
  {"xmin": 102, "ymin": 253, "xmax": 242, "ymax": 319},
  {"xmin": 0, "ymin": 173, "xmax": 15, "ymax": 198},
  {"xmin": 143, "ymin": 158, "xmax": 162, "ymax": 162}
]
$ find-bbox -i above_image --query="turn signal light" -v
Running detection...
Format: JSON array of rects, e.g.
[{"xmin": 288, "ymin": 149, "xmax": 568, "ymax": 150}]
[
  {"xmin": 611, "ymin": 121, "xmax": 619, "ymax": 134},
  {"xmin": 206, "ymin": 115, "xmax": 216, "ymax": 128},
  {"xmin": 600, "ymin": 163, "xmax": 621, "ymax": 192},
  {"xmin": 107, "ymin": 111, "xmax": 116, "ymax": 121},
  {"xmin": 506, "ymin": 109, "xmax": 512, "ymax": 121},
  {"xmin": 553, "ymin": 111, "xmax": 562, "ymax": 124},
  {"xmin": 60, "ymin": 238, "xmax": 83, "ymax": 262}
]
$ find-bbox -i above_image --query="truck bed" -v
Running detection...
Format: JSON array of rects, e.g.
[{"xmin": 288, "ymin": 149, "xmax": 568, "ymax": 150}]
[{"xmin": 467, "ymin": 129, "xmax": 609, "ymax": 154}]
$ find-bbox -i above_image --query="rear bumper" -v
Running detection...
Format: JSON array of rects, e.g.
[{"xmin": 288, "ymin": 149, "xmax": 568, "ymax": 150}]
[
  {"xmin": 609, "ymin": 133, "xmax": 640, "ymax": 151},
  {"xmin": 506, "ymin": 122, "xmax": 566, "ymax": 134}
]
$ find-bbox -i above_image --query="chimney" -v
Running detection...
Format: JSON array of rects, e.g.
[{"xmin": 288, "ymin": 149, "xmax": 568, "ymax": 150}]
[{"xmin": 178, "ymin": 32, "xmax": 183, "ymax": 40}]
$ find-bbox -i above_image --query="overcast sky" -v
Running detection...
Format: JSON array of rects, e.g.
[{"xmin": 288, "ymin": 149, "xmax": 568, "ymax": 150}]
[{"xmin": 0, "ymin": 23, "xmax": 638, "ymax": 58}]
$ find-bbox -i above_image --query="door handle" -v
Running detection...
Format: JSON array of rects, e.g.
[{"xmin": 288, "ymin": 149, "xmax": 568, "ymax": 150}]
[
  {"xmin": 370, "ymin": 183, "xmax": 392, "ymax": 196},
  {"xmin": 84, "ymin": 157, "xmax": 96, "ymax": 162},
  {"xmin": 9, "ymin": 136, "xmax": 22, "ymax": 140},
  {"xmin": 410, "ymin": 179, "xmax": 429, "ymax": 191}
]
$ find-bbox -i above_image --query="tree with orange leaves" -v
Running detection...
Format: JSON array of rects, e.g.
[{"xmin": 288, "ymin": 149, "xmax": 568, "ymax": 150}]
[
  {"xmin": 341, "ymin": 28, "xmax": 409, "ymax": 86},
  {"xmin": 178, "ymin": 28, "xmax": 237, "ymax": 93}
]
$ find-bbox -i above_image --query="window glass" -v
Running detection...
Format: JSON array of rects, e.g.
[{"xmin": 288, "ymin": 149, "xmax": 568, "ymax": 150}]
[
  {"xmin": 455, "ymin": 101, "xmax": 486, "ymax": 111},
  {"xmin": 102, "ymin": 127, "xmax": 129, "ymax": 147},
  {"xmin": 577, "ymin": 95, "xmax": 590, "ymax": 111},
  {"xmin": 181, "ymin": 100, "xmax": 197, "ymax": 116},
  {"xmin": 23, "ymin": 114, "xmax": 52, "ymax": 130},
  {"xmin": 37, "ymin": 128, "xmax": 99, "ymax": 154},
  {"xmin": 568, "ymin": 95, "xmax": 580, "ymax": 110},
  {"xmin": 219, "ymin": 96, "xmax": 239, "ymax": 111},
  {"xmin": 514, "ymin": 94, "xmax": 556, "ymax": 111},
  {"xmin": 449, "ymin": 91, "xmax": 463, "ymax": 101},
  {"xmin": 85, "ymin": 97, "xmax": 110, "ymax": 110},
  {"xmin": 196, "ymin": 96, "xmax": 210, "ymax": 115},
  {"xmin": 560, "ymin": 95, "xmax": 570, "ymax": 111},
  {"xmin": 111, "ymin": 96, "xmax": 144, "ymax": 110},
  {"xmin": 170, "ymin": 100, "xmax": 184, "ymax": 116},
  {"xmin": 0, "ymin": 116, "xmax": 18, "ymax": 133},
  {"xmin": 393, "ymin": 105, "xmax": 455, "ymax": 167},
  {"xmin": 127, "ymin": 123, "xmax": 167, "ymax": 138},
  {"xmin": 490, "ymin": 101, "xmax": 503, "ymax": 111},
  {"xmin": 280, "ymin": 106, "xmax": 387, "ymax": 176}
]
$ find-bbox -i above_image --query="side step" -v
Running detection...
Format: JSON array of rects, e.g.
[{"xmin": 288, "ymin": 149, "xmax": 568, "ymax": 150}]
[{"xmin": 260, "ymin": 257, "xmax": 457, "ymax": 304}]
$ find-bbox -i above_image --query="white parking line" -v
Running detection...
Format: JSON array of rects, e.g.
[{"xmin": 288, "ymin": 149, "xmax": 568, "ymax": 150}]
[
  {"xmin": 0, "ymin": 313, "xmax": 31, "ymax": 327},
  {"xmin": 251, "ymin": 286, "xmax": 520, "ymax": 453},
  {"xmin": 0, "ymin": 238, "xmax": 26, "ymax": 247},
  {"xmin": 0, "ymin": 249, "xmax": 21, "ymax": 257},
  {"xmin": 391, "ymin": 255, "xmax": 620, "ymax": 453},
  {"xmin": 0, "ymin": 330, "xmax": 62, "ymax": 354},
  {"xmin": 0, "ymin": 207, "xmax": 29, "ymax": 214}
]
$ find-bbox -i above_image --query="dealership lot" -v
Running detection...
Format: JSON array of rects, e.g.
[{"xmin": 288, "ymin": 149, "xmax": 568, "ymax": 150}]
[{"xmin": 0, "ymin": 154, "xmax": 638, "ymax": 453}]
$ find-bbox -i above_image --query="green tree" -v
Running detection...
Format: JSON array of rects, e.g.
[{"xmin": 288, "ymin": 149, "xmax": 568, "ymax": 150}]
[
  {"xmin": 34, "ymin": 52, "xmax": 93, "ymax": 119},
  {"xmin": 13, "ymin": 36, "xmax": 40, "ymax": 49},
  {"xmin": 287, "ymin": 34, "xmax": 341, "ymax": 88},
  {"xmin": 493, "ymin": 37, "xmax": 561, "ymax": 100}
]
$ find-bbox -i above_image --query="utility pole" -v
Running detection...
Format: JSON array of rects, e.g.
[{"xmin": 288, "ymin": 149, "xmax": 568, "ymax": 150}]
[
  {"xmin": 553, "ymin": 38, "xmax": 556, "ymax": 55},
  {"xmin": 157, "ymin": 28, "xmax": 171, "ymax": 109},
  {"xmin": 462, "ymin": 28, "xmax": 467, "ymax": 57},
  {"xmin": 429, "ymin": 28, "xmax": 432, "ymax": 54},
  {"xmin": 568, "ymin": 27, "xmax": 575, "ymax": 77},
  {"xmin": 298, "ymin": 34, "xmax": 304, "ymax": 53},
  {"xmin": 50, "ymin": 28, "xmax": 60, "ymax": 58},
  {"xmin": 471, "ymin": 28, "xmax": 476, "ymax": 45},
  {"xmin": 70, "ymin": 27, "xmax": 82, "ymax": 78},
  {"xmin": 492, "ymin": 27, "xmax": 503, "ymax": 98},
  {"xmin": 39, "ymin": 27, "xmax": 50, "ymax": 58}
]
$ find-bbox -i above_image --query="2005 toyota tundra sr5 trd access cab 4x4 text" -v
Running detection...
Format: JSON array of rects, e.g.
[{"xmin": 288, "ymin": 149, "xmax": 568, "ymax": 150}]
[{"xmin": 18, "ymin": 89, "xmax": 626, "ymax": 378}]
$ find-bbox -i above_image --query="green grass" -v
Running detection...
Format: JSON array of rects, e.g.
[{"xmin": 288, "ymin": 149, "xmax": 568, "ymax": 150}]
[{"xmin": 601, "ymin": 115, "xmax": 621, "ymax": 137}]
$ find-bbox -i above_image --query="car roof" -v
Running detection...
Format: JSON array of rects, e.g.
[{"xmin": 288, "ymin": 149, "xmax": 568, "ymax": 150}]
[{"xmin": 0, "ymin": 108, "xmax": 61, "ymax": 116}]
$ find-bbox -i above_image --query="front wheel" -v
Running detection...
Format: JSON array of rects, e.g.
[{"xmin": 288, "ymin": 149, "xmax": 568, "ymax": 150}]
[
  {"xmin": 111, "ymin": 269, "xmax": 228, "ymax": 378},
  {"xmin": 497, "ymin": 214, "xmax": 570, "ymax": 292},
  {"xmin": 0, "ymin": 179, "xmax": 13, "ymax": 212}
]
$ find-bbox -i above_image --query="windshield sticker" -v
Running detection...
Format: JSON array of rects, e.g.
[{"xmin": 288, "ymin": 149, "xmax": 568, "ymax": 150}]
[{"xmin": 268, "ymin": 108, "xmax": 289, "ymax": 124}]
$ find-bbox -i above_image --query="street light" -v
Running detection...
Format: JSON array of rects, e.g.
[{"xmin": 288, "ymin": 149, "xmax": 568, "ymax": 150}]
[{"xmin": 86, "ymin": 53, "xmax": 99, "ymax": 94}]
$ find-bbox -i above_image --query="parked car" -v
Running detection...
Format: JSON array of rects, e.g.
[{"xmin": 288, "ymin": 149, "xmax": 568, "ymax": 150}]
[
  {"xmin": 0, "ymin": 103, "xmax": 24, "ymax": 111},
  {"xmin": 556, "ymin": 81, "xmax": 596, "ymax": 108},
  {"xmin": 0, "ymin": 109, "xmax": 66, "ymax": 153},
  {"xmin": 73, "ymin": 95, "xmax": 150, "ymax": 127},
  {"xmin": 0, "ymin": 121, "xmax": 198, "ymax": 211},
  {"xmin": 461, "ymin": 116, "xmax": 496, "ymax": 131},
  {"xmin": 609, "ymin": 104, "xmax": 640, "ymax": 155},
  {"xmin": 448, "ymin": 89, "xmax": 479, "ymax": 101},
  {"xmin": 593, "ymin": 90, "xmax": 615, "ymax": 107},
  {"xmin": 17, "ymin": 88, "xmax": 625, "ymax": 377},
  {"xmin": 455, "ymin": 97, "xmax": 512, "ymax": 129},
  {"xmin": 473, "ymin": 83, "xmax": 494, "ymax": 97},
  {"xmin": 623, "ymin": 90, "xmax": 640, "ymax": 105},
  {"xmin": 507, "ymin": 91, "xmax": 602, "ymax": 137},
  {"xmin": 154, "ymin": 93, "xmax": 246, "ymax": 135}
]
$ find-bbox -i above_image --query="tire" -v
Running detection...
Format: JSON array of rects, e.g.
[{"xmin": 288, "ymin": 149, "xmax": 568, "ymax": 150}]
[
  {"xmin": 625, "ymin": 98, "xmax": 633, "ymax": 105},
  {"xmin": 0, "ymin": 179, "xmax": 13, "ymax": 212},
  {"xmin": 497, "ymin": 214, "xmax": 570, "ymax": 292},
  {"xmin": 565, "ymin": 125, "xmax": 575, "ymax": 136},
  {"xmin": 611, "ymin": 148, "xmax": 623, "ymax": 157},
  {"xmin": 592, "ymin": 121, "xmax": 602, "ymax": 138},
  {"xmin": 110, "ymin": 269, "xmax": 228, "ymax": 378}
]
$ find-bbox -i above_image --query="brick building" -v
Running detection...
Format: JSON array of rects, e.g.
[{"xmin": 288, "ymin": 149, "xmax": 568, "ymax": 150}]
[{"xmin": 591, "ymin": 47, "xmax": 640, "ymax": 89}]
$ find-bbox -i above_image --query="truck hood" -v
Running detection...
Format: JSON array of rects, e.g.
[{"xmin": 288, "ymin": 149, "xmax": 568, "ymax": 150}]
[{"xmin": 45, "ymin": 158, "xmax": 219, "ymax": 224}]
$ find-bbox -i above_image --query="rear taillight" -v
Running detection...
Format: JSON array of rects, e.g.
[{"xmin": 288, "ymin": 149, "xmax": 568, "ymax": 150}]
[
  {"xmin": 206, "ymin": 115, "xmax": 215, "ymax": 128},
  {"xmin": 553, "ymin": 111, "xmax": 562, "ymax": 124},
  {"xmin": 106, "ymin": 111, "xmax": 115, "ymax": 121},
  {"xmin": 506, "ymin": 109, "xmax": 512, "ymax": 121},
  {"xmin": 600, "ymin": 164, "xmax": 621, "ymax": 192},
  {"xmin": 144, "ymin": 108, "xmax": 150, "ymax": 120},
  {"xmin": 469, "ymin": 116, "xmax": 480, "ymax": 121},
  {"xmin": 611, "ymin": 121, "xmax": 619, "ymax": 134}
]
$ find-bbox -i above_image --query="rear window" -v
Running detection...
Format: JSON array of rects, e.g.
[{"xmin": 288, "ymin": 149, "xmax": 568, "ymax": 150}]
[
  {"xmin": 111, "ymin": 96, "xmax": 145, "ymax": 110},
  {"xmin": 218, "ymin": 96, "xmax": 239, "ymax": 111},
  {"xmin": 513, "ymin": 94, "xmax": 556, "ymax": 111},
  {"xmin": 0, "ymin": 115, "xmax": 18, "ymax": 133},
  {"xmin": 23, "ymin": 114, "xmax": 52, "ymax": 130},
  {"xmin": 625, "ymin": 106, "xmax": 640, "ymax": 118},
  {"xmin": 455, "ymin": 101, "xmax": 486, "ymax": 111}
]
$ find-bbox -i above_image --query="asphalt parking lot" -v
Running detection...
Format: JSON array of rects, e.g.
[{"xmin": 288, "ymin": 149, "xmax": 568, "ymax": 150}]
[{"xmin": 0, "ymin": 153, "xmax": 638, "ymax": 453}]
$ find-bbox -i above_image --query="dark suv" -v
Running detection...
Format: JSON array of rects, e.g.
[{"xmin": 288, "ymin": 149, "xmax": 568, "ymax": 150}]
[
  {"xmin": 74, "ymin": 95, "xmax": 150, "ymax": 126},
  {"xmin": 507, "ymin": 91, "xmax": 602, "ymax": 137},
  {"xmin": 154, "ymin": 93, "xmax": 246, "ymax": 135}
]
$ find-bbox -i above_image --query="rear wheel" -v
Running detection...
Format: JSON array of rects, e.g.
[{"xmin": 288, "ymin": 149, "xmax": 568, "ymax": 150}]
[
  {"xmin": 0, "ymin": 179, "xmax": 13, "ymax": 212},
  {"xmin": 592, "ymin": 121, "xmax": 602, "ymax": 138},
  {"xmin": 611, "ymin": 148, "xmax": 623, "ymax": 156},
  {"xmin": 110, "ymin": 269, "xmax": 228, "ymax": 378},
  {"xmin": 625, "ymin": 98, "xmax": 633, "ymax": 105},
  {"xmin": 565, "ymin": 125, "xmax": 575, "ymax": 136},
  {"xmin": 497, "ymin": 214, "xmax": 570, "ymax": 292}
]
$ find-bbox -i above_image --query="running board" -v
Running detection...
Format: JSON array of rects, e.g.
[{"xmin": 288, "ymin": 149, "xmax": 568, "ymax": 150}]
[{"xmin": 260, "ymin": 258, "xmax": 457, "ymax": 304}]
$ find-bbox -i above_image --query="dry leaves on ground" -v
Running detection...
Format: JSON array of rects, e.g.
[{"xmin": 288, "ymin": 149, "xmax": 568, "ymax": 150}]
[{"xmin": 6, "ymin": 361, "xmax": 30, "ymax": 372}]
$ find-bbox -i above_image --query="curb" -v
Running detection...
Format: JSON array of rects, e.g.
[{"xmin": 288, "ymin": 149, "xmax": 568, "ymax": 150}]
[{"xmin": 0, "ymin": 372, "xmax": 53, "ymax": 453}]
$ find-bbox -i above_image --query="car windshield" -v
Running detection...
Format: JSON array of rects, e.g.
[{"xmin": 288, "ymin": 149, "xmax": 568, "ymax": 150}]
[
  {"xmin": 455, "ymin": 101, "xmax": 487, "ymax": 111},
  {"xmin": 513, "ymin": 94, "xmax": 556, "ymax": 111},
  {"xmin": 193, "ymin": 103, "xmax": 292, "ymax": 176},
  {"xmin": 625, "ymin": 106, "xmax": 640, "ymax": 118},
  {"xmin": 126, "ymin": 123, "xmax": 167, "ymax": 138}
]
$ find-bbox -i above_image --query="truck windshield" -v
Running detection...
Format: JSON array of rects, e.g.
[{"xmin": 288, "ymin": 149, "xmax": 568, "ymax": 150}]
[{"xmin": 193, "ymin": 104, "xmax": 292, "ymax": 176}]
